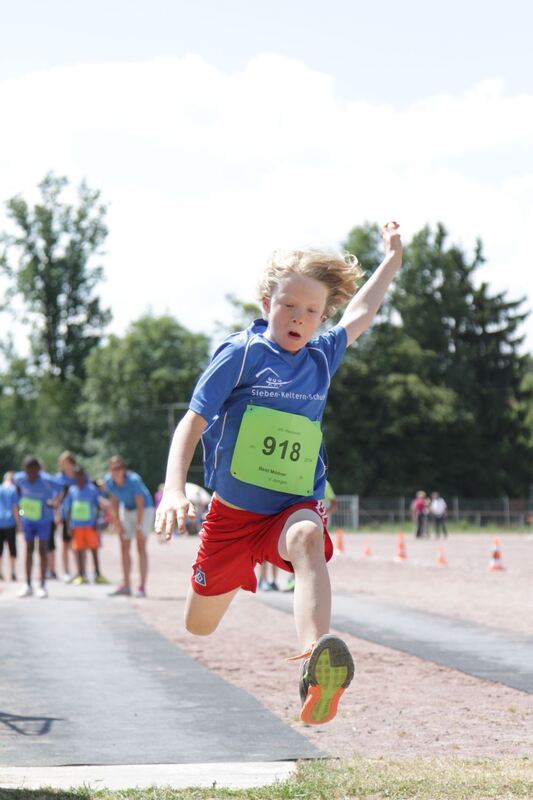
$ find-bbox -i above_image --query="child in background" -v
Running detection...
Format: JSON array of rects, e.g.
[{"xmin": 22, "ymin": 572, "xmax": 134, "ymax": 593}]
[
  {"xmin": 14, "ymin": 457, "xmax": 63, "ymax": 598},
  {"xmin": 156, "ymin": 223, "xmax": 402, "ymax": 724},
  {"xmin": 0, "ymin": 472, "xmax": 20, "ymax": 581},
  {"xmin": 64, "ymin": 466, "xmax": 108, "ymax": 585}
]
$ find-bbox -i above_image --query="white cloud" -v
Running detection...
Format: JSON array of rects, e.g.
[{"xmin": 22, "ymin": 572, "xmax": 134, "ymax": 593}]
[{"xmin": 1, "ymin": 55, "xmax": 532, "ymax": 350}]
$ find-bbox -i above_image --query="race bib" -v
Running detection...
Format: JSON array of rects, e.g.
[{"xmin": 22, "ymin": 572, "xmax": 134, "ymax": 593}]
[
  {"xmin": 230, "ymin": 405, "xmax": 322, "ymax": 496},
  {"xmin": 72, "ymin": 500, "xmax": 91, "ymax": 522},
  {"xmin": 20, "ymin": 497, "xmax": 43, "ymax": 521}
]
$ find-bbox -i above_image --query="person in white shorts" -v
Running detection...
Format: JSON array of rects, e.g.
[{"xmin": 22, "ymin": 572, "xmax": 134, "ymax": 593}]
[{"xmin": 104, "ymin": 456, "xmax": 155, "ymax": 597}]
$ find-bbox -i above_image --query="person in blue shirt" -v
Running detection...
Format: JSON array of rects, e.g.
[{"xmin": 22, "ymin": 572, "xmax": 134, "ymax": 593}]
[
  {"xmin": 104, "ymin": 456, "xmax": 155, "ymax": 598},
  {"xmin": 14, "ymin": 456, "xmax": 64, "ymax": 599},
  {"xmin": 0, "ymin": 471, "xmax": 21, "ymax": 581},
  {"xmin": 51, "ymin": 450, "xmax": 78, "ymax": 583},
  {"xmin": 156, "ymin": 223, "xmax": 403, "ymax": 725},
  {"xmin": 63, "ymin": 466, "xmax": 108, "ymax": 585}
]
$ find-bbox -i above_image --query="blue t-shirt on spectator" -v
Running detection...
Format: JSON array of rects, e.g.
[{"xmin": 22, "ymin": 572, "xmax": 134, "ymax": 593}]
[
  {"xmin": 189, "ymin": 318, "xmax": 347, "ymax": 514},
  {"xmin": 63, "ymin": 483, "xmax": 101, "ymax": 528},
  {"xmin": 0, "ymin": 483, "xmax": 18, "ymax": 529},
  {"xmin": 55, "ymin": 471, "xmax": 77, "ymax": 519},
  {"xmin": 104, "ymin": 471, "xmax": 154, "ymax": 510},
  {"xmin": 13, "ymin": 471, "xmax": 64, "ymax": 523}
]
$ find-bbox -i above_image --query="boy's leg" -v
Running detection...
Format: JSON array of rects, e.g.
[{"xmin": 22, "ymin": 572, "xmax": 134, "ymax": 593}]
[
  {"xmin": 25, "ymin": 538, "xmax": 34, "ymax": 584},
  {"xmin": 184, "ymin": 585, "xmax": 239, "ymax": 636},
  {"xmin": 38, "ymin": 539, "xmax": 48, "ymax": 585},
  {"xmin": 277, "ymin": 509, "xmax": 331, "ymax": 649},
  {"xmin": 277, "ymin": 507, "xmax": 354, "ymax": 725}
]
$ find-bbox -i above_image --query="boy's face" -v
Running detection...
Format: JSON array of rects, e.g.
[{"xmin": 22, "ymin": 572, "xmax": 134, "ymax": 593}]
[
  {"xmin": 75, "ymin": 472, "xmax": 86, "ymax": 488},
  {"xmin": 263, "ymin": 274, "xmax": 328, "ymax": 353},
  {"xmin": 25, "ymin": 464, "xmax": 40, "ymax": 482}
]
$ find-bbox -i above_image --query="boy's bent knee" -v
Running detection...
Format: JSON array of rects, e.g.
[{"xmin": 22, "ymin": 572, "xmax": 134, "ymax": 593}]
[
  {"xmin": 285, "ymin": 520, "xmax": 324, "ymax": 561},
  {"xmin": 184, "ymin": 614, "xmax": 219, "ymax": 636}
]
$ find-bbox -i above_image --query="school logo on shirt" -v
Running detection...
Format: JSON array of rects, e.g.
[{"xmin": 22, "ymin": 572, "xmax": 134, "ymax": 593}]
[
  {"xmin": 254, "ymin": 367, "xmax": 292, "ymax": 390},
  {"xmin": 194, "ymin": 567, "xmax": 207, "ymax": 587}
]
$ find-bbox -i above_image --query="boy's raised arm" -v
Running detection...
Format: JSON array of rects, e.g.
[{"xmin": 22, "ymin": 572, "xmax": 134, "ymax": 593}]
[
  {"xmin": 155, "ymin": 409, "xmax": 208, "ymax": 539},
  {"xmin": 339, "ymin": 221, "xmax": 403, "ymax": 346}
]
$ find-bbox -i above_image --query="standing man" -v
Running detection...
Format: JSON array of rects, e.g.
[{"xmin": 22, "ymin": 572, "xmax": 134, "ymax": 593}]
[
  {"xmin": 105, "ymin": 456, "xmax": 155, "ymax": 598},
  {"xmin": 430, "ymin": 492, "xmax": 448, "ymax": 538}
]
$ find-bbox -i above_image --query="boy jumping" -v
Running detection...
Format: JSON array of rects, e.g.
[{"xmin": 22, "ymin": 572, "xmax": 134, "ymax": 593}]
[{"xmin": 156, "ymin": 222, "xmax": 402, "ymax": 724}]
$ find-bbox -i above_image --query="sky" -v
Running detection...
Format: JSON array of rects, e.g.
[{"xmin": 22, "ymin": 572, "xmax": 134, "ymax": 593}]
[{"xmin": 1, "ymin": 0, "xmax": 533, "ymax": 349}]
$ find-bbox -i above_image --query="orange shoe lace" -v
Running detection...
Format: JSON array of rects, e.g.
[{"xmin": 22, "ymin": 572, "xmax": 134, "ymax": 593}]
[{"xmin": 286, "ymin": 643, "xmax": 315, "ymax": 662}]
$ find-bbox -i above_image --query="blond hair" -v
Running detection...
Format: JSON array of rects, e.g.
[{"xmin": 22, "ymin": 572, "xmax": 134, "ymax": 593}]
[
  {"xmin": 258, "ymin": 248, "xmax": 364, "ymax": 318},
  {"xmin": 58, "ymin": 450, "xmax": 77, "ymax": 470}
]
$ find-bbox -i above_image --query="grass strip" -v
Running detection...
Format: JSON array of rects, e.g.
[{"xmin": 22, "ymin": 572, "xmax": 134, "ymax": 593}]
[{"xmin": 1, "ymin": 756, "xmax": 532, "ymax": 800}]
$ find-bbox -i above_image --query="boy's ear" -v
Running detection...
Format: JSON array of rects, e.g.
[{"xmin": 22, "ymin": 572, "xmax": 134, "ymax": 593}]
[{"xmin": 262, "ymin": 296, "xmax": 271, "ymax": 314}]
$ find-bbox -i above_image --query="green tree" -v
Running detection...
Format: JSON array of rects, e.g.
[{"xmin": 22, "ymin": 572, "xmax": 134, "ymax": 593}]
[
  {"xmin": 1, "ymin": 172, "xmax": 111, "ymax": 381},
  {"xmin": 81, "ymin": 315, "xmax": 210, "ymax": 487}
]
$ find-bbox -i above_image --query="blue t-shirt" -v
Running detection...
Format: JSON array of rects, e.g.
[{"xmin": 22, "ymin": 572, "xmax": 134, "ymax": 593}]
[
  {"xmin": 104, "ymin": 471, "xmax": 154, "ymax": 510},
  {"xmin": 63, "ymin": 483, "xmax": 101, "ymax": 528},
  {"xmin": 13, "ymin": 471, "xmax": 64, "ymax": 523},
  {"xmin": 55, "ymin": 471, "xmax": 77, "ymax": 520},
  {"xmin": 0, "ymin": 483, "xmax": 18, "ymax": 529},
  {"xmin": 189, "ymin": 319, "xmax": 347, "ymax": 513}
]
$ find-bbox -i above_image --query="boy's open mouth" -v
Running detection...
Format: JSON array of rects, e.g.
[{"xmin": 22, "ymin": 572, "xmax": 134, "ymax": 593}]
[{"xmin": 288, "ymin": 331, "xmax": 301, "ymax": 339}]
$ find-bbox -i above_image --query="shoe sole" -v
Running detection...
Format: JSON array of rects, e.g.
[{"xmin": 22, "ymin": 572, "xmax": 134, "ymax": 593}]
[{"xmin": 300, "ymin": 635, "xmax": 354, "ymax": 725}]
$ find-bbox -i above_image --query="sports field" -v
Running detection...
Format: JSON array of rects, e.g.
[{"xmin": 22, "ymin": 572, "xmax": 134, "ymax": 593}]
[{"xmin": 2, "ymin": 529, "xmax": 533, "ymax": 797}]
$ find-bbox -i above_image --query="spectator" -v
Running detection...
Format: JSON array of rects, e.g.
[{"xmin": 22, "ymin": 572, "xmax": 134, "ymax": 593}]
[
  {"xmin": 14, "ymin": 456, "xmax": 63, "ymax": 598},
  {"xmin": 430, "ymin": 492, "xmax": 448, "ymax": 538},
  {"xmin": 0, "ymin": 471, "xmax": 20, "ymax": 581},
  {"xmin": 411, "ymin": 490, "xmax": 428, "ymax": 538},
  {"xmin": 64, "ymin": 466, "xmax": 108, "ymax": 585},
  {"xmin": 105, "ymin": 456, "xmax": 155, "ymax": 598}
]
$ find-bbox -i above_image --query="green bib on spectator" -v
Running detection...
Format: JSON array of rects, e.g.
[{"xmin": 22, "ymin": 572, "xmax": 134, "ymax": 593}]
[
  {"xmin": 72, "ymin": 500, "xmax": 91, "ymax": 522},
  {"xmin": 20, "ymin": 497, "xmax": 43, "ymax": 522}
]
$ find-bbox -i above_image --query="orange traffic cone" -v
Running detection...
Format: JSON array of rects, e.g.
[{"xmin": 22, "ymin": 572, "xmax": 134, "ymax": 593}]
[
  {"xmin": 335, "ymin": 528, "xmax": 345, "ymax": 554},
  {"xmin": 362, "ymin": 540, "xmax": 372, "ymax": 558},
  {"xmin": 488, "ymin": 537, "xmax": 506, "ymax": 572},
  {"xmin": 395, "ymin": 532, "xmax": 407, "ymax": 562},
  {"xmin": 436, "ymin": 546, "xmax": 447, "ymax": 567}
]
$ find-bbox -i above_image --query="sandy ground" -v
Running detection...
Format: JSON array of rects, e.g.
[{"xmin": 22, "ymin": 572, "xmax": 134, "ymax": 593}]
[{"xmin": 3, "ymin": 528, "xmax": 533, "ymax": 758}]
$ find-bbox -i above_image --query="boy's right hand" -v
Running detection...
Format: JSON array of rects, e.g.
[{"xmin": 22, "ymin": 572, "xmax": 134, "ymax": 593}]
[{"xmin": 155, "ymin": 490, "xmax": 196, "ymax": 540}]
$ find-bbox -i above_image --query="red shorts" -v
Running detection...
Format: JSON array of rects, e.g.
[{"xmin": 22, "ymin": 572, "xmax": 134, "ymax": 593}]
[
  {"xmin": 191, "ymin": 497, "xmax": 334, "ymax": 596},
  {"xmin": 72, "ymin": 526, "xmax": 99, "ymax": 551}
]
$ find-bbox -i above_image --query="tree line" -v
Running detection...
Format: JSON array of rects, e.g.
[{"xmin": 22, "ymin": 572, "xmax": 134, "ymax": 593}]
[{"xmin": 1, "ymin": 174, "xmax": 531, "ymax": 497}]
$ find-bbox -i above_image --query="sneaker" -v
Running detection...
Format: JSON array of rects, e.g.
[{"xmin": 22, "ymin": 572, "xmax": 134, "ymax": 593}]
[
  {"xmin": 284, "ymin": 575, "xmax": 295, "ymax": 593},
  {"xmin": 258, "ymin": 578, "xmax": 270, "ymax": 591},
  {"xmin": 94, "ymin": 574, "xmax": 110, "ymax": 585},
  {"xmin": 63, "ymin": 573, "xmax": 73, "ymax": 584},
  {"xmin": 133, "ymin": 587, "xmax": 146, "ymax": 598},
  {"xmin": 18, "ymin": 584, "xmax": 33, "ymax": 598},
  {"xmin": 296, "ymin": 635, "xmax": 354, "ymax": 725},
  {"xmin": 268, "ymin": 581, "xmax": 279, "ymax": 591},
  {"xmin": 108, "ymin": 585, "xmax": 131, "ymax": 597},
  {"xmin": 72, "ymin": 575, "xmax": 88, "ymax": 586},
  {"xmin": 36, "ymin": 585, "xmax": 48, "ymax": 599},
  {"xmin": 46, "ymin": 570, "xmax": 58, "ymax": 580}
]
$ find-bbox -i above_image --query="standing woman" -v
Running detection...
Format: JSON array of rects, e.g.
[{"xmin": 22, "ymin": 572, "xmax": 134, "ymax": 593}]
[
  {"xmin": 54, "ymin": 451, "xmax": 78, "ymax": 582},
  {"xmin": 105, "ymin": 456, "xmax": 155, "ymax": 597},
  {"xmin": 0, "ymin": 472, "xmax": 21, "ymax": 581}
]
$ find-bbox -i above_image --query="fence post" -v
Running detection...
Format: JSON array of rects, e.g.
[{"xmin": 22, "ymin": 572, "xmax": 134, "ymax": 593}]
[
  {"xmin": 503, "ymin": 496, "xmax": 510, "ymax": 527},
  {"xmin": 453, "ymin": 496, "xmax": 459, "ymax": 523},
  {"xmin": 399, "ymin": 495, "xmax": 405, "ymax": 523},
  {"xmin": 350, "ymin": 495, "xmax": 359, "ymax": 530}
]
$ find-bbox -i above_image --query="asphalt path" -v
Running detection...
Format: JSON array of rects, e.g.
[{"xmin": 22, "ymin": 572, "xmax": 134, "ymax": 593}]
[
  {"xmin": 0, "ymin": 585, "xmax": 321, "ymax": 767},
  {"xmin": 261, "ymin": 590, "xmax": 533, "ymax": 695}
]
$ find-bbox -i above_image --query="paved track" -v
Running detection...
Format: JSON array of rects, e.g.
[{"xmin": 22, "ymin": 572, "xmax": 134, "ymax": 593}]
[
  {"xmin": 0, "ymin": 587, "xmax": 321, "ymax": 767},
  {"xmin": 261, "ymin": 591, "xmax": 533, "ymax": 694}
]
